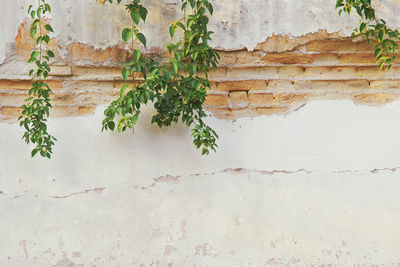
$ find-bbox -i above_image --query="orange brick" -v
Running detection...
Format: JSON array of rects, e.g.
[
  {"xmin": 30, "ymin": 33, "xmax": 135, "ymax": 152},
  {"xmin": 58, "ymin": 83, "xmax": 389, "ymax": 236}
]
[
  {"xmin": 235, "ymin": 51, "xmax": 264, "ymax": 65},
  {"xmin": 293, "ymin": 80, "xmax": 345, "ymax": 91},
  {"xmin": 273, "ymin": 94, "xmax": 308, "ymax": 104},
  {"xmin": 77, "ymin": 93, "xmax": 119, "ymax": 106},
  {"xmin": 252, "ymin": 106, "xmax": 288, "ymax": 116},
  {"xmin": 305, "ymin": 39, "xmax": 371, "ymax": 52},
  {"xmin": 205, "ymin": 94, "xmax": 229, "ymax": 107},
  {"xmin": 226, "ymin": 67, "xmax": 278, "ymax": 80},
  {"xmin": 48, "ymin": 106, "xmax": 96, "ymax": 118},
  {"xmin": 340, "ymin": 53, "xmax": 376, "ymax": 64},
  {"xmin": 344, "ymin": 80, "xmax": 370, "ymax": 90},
  {"xmin": 0, "ymin": 80, "xmax": 63, "ymax": 90},
  {"xmin": 78, "ymin": 106, "xmax": 96, "ymax": 116},
  {"xmin": 0, "ymin": 93, "xmax": 28, "ymax": 106},
  {"xmin": 370, "ymin": 80, "xmax": 400, "ymax": 89},
  {"xmin": 229, "ymin": 91, "xmax": 248, "ymax": 108},
  {"xmin": 0, "ymin": 80, "xmax": 32, "ymax": 90},
  {"xmin": 0, "ymin": 106, "xmax": 23, "ymax": 118},
  {"xmin": 248, "ymin": 93, "xmax": 274, "ymax": 105},
  {"xmin": 218, "ymin": 51, "xmax": 237, "ymax": 66},
  {"xmin": 262, "ymin": 53, "xmax": 313, "ymax": 64},
  {"xmin": 267, "ymin": 80, "xmax": 294, "ymax": 90},
  {"xmin": 50, "ymin": 66, "xmax": 72, "ymax": 76},
  {"xmin": 50, "ymin": 94, "xmax": 76, "ymax": 105},
  {"xmin": 311, "ymin": 53, "xmax": 340, "ymax": 65},
  {"xmin": 218, "ymin": 80, "xmax": 267, "ymax": 92},
  {"xmin": 353, "ymin": 94, "xmax": 399, "ymax": 105},
  {"xmin": 72, "ymin": 66, "xmax": 122, "ymax": 80}
]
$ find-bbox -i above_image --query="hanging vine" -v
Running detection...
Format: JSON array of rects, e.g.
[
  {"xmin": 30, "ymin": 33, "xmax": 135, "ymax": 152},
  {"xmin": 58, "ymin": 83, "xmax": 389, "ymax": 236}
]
[
  {"xmin": 19, "ymin": 0, "xmax": 56, "ymax": 158},
  {"xmin": 99, "ymin": 0, "xmax": 220, "ymax": 155},
  {"xmin": 336, "ymin": 0, "xmax": 400, "ymax": 70}
]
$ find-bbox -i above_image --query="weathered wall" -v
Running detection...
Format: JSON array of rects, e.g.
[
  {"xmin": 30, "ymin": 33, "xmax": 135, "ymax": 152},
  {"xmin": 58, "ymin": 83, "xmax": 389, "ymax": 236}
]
[{"xmin": 1, "ymin": 0, "xmax": 400, "ymax": 266}]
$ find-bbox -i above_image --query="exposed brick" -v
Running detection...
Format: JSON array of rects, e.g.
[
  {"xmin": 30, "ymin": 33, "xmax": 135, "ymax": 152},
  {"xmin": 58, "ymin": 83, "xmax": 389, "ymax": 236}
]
[
  {"xmin": 235, "ymin": 51, "xmax": 264, "ymax": 65},
  {"xmin": 311, "ymin": 53, "xmax": 340, "ymax": 65},
  {"xmin": 303, "ymin": 66, "xmax": 357, "ymax": 79},
  {"xmin": 0, "ymin": 80, "xmax": 32, "ymax": 90},
  {"xmin": 340, "ymin": 53, "xmax": 376, "ymax": 64},
  {"xmin": 0, "ymin": 80, "xmax": 63, "ymax": 91},
  {"xmin": 77, "ymin": 93, "xmax": 118, "ymax": 106},
  {"xmin": 255, "ymin": 30, "xmax": 344, "ymax": 53},
  {"xmin": 218, "ymin": 51, "xmax": 237, "ymax": 66},
  {"xmin": 252, "ymin": 106, "xmax": 289, "ymax": 116},
  {"xmin": 208, "ymin": 67, "xmax": 228, "ymax": 80},
  {"xmin": 248, "ymin": 93, "xmax": 274, "ymax": 105},
  {"xmin": 226, "ymin": 67, "xmax": 278, "ymax": 80},
  {"xmin": 72, "ymin": 66, "xmax": 122, "ymax": 80},
  {"xmin": 353, "ymin": 94, "xmax": 400, "ymax": 105},
  {"xmin": 78, "ymin": 106, "xmax": 96, "ymax": 116},
  {"xmin": 267, "ymin": 80, "xmax": 294, "ymax": 90},
  {"xmin": 0, "ymin": 106, "xmax": 23, "ymax": 119},
  {"xmin": 205, "ymin": 94, "xmax": 229, "ymax": 107},
  {"xmin": 50, "ymin": 94, "xmax": 76, "ymax": 105},
  {"xmin": 50, "ymin": 66, "xmax": 73, "ymax": 76},
  {"xmin": 0, "ymin": 93, "xmax": 27, "ymax": 106},
  {"xmin": 218, "ymin": 80, "xmax": 267, "ymax": 92},
  {"xmin": 273, "ymin": 94, "xmax": 308, "ymax": 104},
  {"xmin": 369, "ymin": 80, "xmax": 400, "ymax": 89},
  {"xmin": 262, "ymin": 53, "xmax": 313, "ymax": 64},
  {"xmin": 344, "ymin": 80, "xmax": 370, "ymax": 90},
  {"xmin": 293, "ymin": 80, "xmax": 345, "ymax": 91},
  {"xmin": 229, "ymin": 91, "xmax": 248, "ymax": 108},
  {"xmin": 305, "ymin": 39, "xmax": 372, "ymax": 52}
]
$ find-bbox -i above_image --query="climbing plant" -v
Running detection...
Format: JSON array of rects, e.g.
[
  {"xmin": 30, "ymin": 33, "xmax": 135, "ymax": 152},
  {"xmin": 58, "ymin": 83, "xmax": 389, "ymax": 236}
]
[
  {"xmin": 99, "ymin": 0, "xmax": 220, "ymax": 155},
  {"xmin": 336, "ymin": 0, "xmax": 400, "ymax": 70},
  {"xmin": 19, "ymin": 0, "xmax": 56, "ymax": 158},
  {"xmin": 20, "ymin": 0, "xmax": 397, "ymax": 158}
]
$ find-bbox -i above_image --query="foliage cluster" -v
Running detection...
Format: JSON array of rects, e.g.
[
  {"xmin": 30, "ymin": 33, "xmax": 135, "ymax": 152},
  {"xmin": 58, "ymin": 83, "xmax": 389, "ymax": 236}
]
[
  {"xmin": 99, "ymin": 0, "xmax": 220, "ymax": 155},
  {"xmin": 336, "ymin": 0, "xmax": 400, "ymax": 69},
  {"xmin": 18, "ymin": 0, "xmax": 400, "ymax": 158},
  {"xmin": 19, "ymin": 0, "xmax": 56, "ymax": 158}
]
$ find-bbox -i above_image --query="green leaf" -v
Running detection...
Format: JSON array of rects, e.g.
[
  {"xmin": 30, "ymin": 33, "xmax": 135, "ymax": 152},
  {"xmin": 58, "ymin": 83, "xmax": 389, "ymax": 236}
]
[
  {"xmin": 47, "ymin": 50, "xmax": 55, "ymax": 58},
  {"xmin": 136, "ymin": 33, "xmax": 146, "ymax": 46},
  {"xmin": 120, "ymin": 84, "xmax": 129, "ymax": 96},
  {"xmin": 45, "ymin": 24, "xmax": 54, "ymax": 32},
  {"xmin": 133, "ymin": 49, "xmax": 141, "ymax": 63},
  {"xmin": 169, "ymin": 25, "xmax": 176, "ymax": 38},
  {"xmin": 131, "ymin": 9, "xmax": 140, "ymax": 25},
  {"xmin": 139, "ymin": 6, "xmax": 148, "ymax": 21},
  {"xmin": 122, "ymin": 28, "xmax": 133, "ymax": 43},
  {"xmin": 122, "ymin": 68, "xmax": 130, "ymax": 81},
  {"xmin": 171, "ymin": 59, "xmax": 178, "ymax": 74}
]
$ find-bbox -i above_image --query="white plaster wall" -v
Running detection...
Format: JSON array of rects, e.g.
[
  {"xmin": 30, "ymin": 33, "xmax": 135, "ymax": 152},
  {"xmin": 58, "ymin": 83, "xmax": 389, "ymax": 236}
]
[
  {"xmin": 1, "ymin": 101, "xmax": 400, "ymax": 265},
  {"xmin": 0, "ymin": 0, "xmax": 364, "ymax": 63},
  {"xmin": 2, "ymin": 0, "xmax": 400, "ymax": 265}
]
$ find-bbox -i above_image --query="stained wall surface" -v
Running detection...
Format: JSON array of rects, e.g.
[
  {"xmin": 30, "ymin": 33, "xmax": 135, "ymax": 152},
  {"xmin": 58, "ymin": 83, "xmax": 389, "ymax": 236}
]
[{"xmin": 1, "ymin": 0, "xmax": 400, "ymax": 266}]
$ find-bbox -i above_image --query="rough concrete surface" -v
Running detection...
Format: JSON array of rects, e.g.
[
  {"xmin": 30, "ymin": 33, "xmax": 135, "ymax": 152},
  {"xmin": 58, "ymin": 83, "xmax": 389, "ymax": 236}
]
[{"xmin": 1, "ymin": 0, "xmax": 400, "ymax": 266}]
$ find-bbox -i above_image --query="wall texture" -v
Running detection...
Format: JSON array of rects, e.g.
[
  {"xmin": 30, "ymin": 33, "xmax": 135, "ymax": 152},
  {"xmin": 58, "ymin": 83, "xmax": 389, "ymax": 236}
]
[{"xmin": 1, "ymin": 0, "xmax": 400, "ymax": 266}]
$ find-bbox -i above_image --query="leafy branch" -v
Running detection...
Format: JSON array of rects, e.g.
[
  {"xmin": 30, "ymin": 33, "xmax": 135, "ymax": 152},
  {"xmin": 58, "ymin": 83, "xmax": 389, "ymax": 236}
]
[
  {"xmin": 336, "ymin": 0, "xmax": 400, "ymax": 70},
  {"xmin": 19, "ymin": 0, "xmax": 56, "ymax": 158},
  {"xmin": 100, "ymin": 0, "xmax": 220, "ymax": 155}
]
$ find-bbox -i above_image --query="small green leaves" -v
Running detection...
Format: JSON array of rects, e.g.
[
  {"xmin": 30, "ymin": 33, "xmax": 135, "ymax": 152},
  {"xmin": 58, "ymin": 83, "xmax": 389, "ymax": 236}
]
[
  {"xmin": 169, "ymin": 25, "xmax": 176, "ymax": 38},
  {"xmin": 122, "ymin": 68, "xmax": 130, "ymax": 81},
  {"xmin": 337, "ymin": 0, "xmax": 400, "ymax": 70},
  {"xmin": 133, "ymin": 49, "xmax": 141, "ymax": 63},
  {"xmin": 47, "ymin": 50, "xmax": 55, "ymax": 58},
  {"xmin": 122, "ymin": 28, "xmax": 133, "ymax": 43},
  {"xmin": 103, "ymin": 0, "xmax": 219, "ymax": 156},
  {"xmin": 45, "ymin": 24, "xmax": 53, "ymax": 32},
  {"xmin": 20, "ymin": 0, "xmax": 56, "ymax": 158},
  {"xmin": 136, "ymin": 33, "xmax": 146, "ymax": 46}
]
